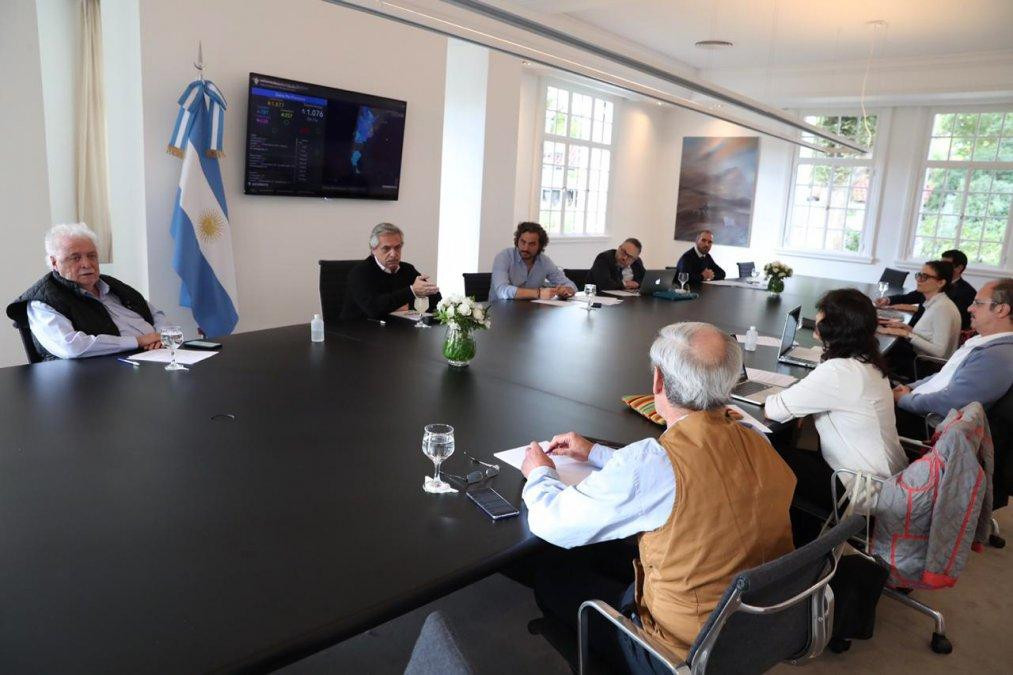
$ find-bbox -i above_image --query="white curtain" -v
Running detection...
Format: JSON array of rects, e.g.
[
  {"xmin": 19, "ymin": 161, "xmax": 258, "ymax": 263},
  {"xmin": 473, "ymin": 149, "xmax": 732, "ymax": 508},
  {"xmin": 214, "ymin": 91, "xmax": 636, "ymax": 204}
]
[{"xmin": 77, "ymin": 0, "xmax": 113, "ymax": 261}]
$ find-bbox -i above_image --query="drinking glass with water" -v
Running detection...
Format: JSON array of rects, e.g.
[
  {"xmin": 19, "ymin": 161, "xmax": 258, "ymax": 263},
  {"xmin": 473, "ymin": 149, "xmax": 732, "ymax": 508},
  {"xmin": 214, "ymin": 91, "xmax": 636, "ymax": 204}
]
[
  {"xmin": 583, "ymin": 284, "xmax": 596, "ymax": 310},
  {"xmin": 422, "ymin": 423, "xmax": 455, "ymax": 493},
  {"xmin": 878, "ymin": 281, "xmax": 889, "ymax": 299},
  {"xmin": 678, "ymin": 272, "xmax": 689, "ymax": 291},
  {"xmin": 159, "ymin": 325, "xmax": 187, "ymax": 371}
]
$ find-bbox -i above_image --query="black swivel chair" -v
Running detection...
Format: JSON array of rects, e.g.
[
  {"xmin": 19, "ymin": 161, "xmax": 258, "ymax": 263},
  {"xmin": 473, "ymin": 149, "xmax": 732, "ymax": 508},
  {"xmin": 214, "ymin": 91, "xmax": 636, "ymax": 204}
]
[
  {"xmin": 318, "ymin": 260, "xmax": 361, "ymax": 327},
  {"xmin": 462, "ymin": 273, "xmax": 492, "ymax": 302},
  {"xmin": 879, "ymin": 268, "xmax": 909, "ymax": 288},
  {"xmin": 736, "ymin": 262, "xmax": 756, "ymax": 279},
  {"xmin": 6, "ymin": 302, "xmax": 44, "ymax": 364},
  {"xmin": 578, "ymin": 515, "xmax": 863, "ymax": 674},
  {"xmin": 564, "ymin": 269, "xmax": 590, "ymax": 289}
]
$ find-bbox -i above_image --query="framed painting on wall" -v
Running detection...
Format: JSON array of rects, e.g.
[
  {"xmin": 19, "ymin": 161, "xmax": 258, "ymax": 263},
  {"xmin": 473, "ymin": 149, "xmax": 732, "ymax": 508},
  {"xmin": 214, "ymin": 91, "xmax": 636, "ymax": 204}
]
[{"xmin": 674, "ymin": 136, "xmax": 759, "ymax": 247}]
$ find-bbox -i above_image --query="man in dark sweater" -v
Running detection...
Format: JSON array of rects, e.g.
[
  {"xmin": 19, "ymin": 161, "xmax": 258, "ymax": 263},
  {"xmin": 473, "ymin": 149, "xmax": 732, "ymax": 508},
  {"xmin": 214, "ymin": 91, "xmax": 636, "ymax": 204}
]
[
  {"xmin": 341, "ymin": 223, "xmax": 441, "ymax": 320},
  {"xmin": 674, "ymin": 230, "xmax": 726, "ymax": 283},
  {"xmin": 590, "ymin": 238, "xmax": 646, "ymax": 291},
  {"xmin": 876, "ymin": 249, "xmax": 976, "ymax": 329}
]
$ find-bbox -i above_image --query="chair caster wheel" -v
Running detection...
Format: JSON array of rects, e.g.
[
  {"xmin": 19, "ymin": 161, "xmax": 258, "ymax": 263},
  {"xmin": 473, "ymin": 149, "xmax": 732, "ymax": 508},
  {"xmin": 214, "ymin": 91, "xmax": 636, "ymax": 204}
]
[
  {"xmin": 828, "ymin": 637, "xmax": 851, "ymax": 653},
  {"xmin": 989, "ymin": 534, "xmax": 1006, "ymax": 549},
  {"xmin": 931, "ymin": 632, "xmax": 953, "ymax": 654}
]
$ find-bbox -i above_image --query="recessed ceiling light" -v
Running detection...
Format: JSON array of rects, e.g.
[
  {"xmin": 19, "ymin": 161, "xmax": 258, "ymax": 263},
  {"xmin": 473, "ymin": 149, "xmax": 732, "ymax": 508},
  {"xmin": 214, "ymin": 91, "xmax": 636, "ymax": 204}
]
[{"xmin": 694, "ymin": 40, "xmax": 733, "ymax": 49}]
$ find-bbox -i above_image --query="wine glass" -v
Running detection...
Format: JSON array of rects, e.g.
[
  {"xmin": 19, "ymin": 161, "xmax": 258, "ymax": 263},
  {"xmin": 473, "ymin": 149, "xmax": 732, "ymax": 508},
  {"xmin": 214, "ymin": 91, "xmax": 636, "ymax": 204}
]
[
  {"xmin": 159, "ymin": 325, "xmax": 187, "ymax": 371},
  {"xmin": 877, "ymin": 281, "xmax": 889, "ymax": 299},
  {"xmin": 750, "ymin": 267, "xmax": 760, "ymax": 285},
  {"xmin": 583, "ymin": 283, "xmax": 597, "ymax": 311},
  {"xmin": 413, "ymin": 294, "xmax": 429, "ymax": 328},
  {"xmin": 422, "ymin": 423, "xmax": 455, "ymax": 493},
  {"xmin": 677, "ymin": 272, "xmax": 689, "ymax": 292}
]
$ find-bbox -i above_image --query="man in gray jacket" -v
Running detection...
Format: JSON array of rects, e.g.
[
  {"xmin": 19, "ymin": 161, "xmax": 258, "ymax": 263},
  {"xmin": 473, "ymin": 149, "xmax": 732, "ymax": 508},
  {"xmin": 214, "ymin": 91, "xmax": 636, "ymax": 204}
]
[{"xmin": 895, "ymin": 278, "xmax": 1013, "ymax": 418}]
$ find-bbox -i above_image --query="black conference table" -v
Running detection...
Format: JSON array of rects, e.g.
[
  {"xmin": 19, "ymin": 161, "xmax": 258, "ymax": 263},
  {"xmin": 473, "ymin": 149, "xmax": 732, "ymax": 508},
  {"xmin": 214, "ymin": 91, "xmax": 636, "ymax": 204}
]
[{"xmin": 0, "ymin": 274, "xmax": 897, "ymax": 673}]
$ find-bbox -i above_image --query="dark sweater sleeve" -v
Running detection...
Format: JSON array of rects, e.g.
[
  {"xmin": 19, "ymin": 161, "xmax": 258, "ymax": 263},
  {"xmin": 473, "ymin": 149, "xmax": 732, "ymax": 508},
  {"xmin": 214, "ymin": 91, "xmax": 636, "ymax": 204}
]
[
  {"xmin": 675, "ymin": 250, "xmax": 703, "ymax": 283},
  {"xmin": 632, "ymin": 258, "xmax": 645, "ymax": 285},
  {"xmin": 590, "ymin": 251, "xmax": 622, "ymax": 291},
  {"xmin": 888, "ymin": 290, "xmax": 924, "ymax": 306},
  {"xmin": 347, "ymin": 265, "xmax": 416, "ymax": 320},
  {"xmin": 709, "ymin": 256, "xmax": 727, "ymax": 281}
]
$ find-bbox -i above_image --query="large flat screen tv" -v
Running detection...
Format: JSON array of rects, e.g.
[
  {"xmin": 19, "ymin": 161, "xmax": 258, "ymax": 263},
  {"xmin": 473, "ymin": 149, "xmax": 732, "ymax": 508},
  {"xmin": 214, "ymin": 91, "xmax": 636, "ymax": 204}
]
[{"xmin": 244, "ymin": 73, "xmax": 407, "ymax": 200}]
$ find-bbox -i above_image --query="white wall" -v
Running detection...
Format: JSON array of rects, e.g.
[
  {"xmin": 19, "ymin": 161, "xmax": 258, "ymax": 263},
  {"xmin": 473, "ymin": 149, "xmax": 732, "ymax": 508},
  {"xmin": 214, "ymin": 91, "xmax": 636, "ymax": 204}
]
[
  {"xmin": 137, "ymin": 0, "xmax": 448, "ymax": 335},
  {"xmin": 1, "ymin": 0, "xmax": 53, "ymax": 367}
]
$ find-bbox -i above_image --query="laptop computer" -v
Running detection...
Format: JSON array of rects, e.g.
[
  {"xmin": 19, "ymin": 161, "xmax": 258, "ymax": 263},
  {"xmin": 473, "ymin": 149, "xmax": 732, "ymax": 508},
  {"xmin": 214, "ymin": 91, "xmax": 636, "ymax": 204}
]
[
  {"xmin": 639, "ymin": 269, "xmax": 676, "ymax": 295},
  {"xmin": 777, "ymin": 306, "xmax": 822, "ymax": 369},
  {"xmin": 730, "ymin": 350, "xmax": 787, "ymax": 406}
]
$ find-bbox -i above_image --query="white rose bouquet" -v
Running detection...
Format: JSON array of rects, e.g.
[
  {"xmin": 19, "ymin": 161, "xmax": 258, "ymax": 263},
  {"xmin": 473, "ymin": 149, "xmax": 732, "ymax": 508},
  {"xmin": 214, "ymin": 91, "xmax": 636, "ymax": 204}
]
[
  {"xmin": 435, "ymin": 294, "xmax": 491, "ymax": 332},
  {"xmin": 763, "ymin": 261, "xmax": 794, "ymax": 280}
]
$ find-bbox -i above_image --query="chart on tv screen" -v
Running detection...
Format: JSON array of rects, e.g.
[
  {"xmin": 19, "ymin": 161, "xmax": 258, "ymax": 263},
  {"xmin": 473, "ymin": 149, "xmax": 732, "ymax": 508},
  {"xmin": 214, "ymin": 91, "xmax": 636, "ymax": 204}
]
[{"xmin": 244, "ymin": 74, "xmax": 407, "ymax": 199}]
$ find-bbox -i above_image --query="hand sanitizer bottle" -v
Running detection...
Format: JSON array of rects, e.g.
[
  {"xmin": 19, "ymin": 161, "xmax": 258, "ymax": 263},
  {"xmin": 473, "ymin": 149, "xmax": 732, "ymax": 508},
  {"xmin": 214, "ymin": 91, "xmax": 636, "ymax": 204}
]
[
  {"xmin": 311, "ymin": 314, "xmax": 325, "ymax": 342},
  {"xmin": 744, "ymin": 326, "xmax": 758, "ymax": 352}
]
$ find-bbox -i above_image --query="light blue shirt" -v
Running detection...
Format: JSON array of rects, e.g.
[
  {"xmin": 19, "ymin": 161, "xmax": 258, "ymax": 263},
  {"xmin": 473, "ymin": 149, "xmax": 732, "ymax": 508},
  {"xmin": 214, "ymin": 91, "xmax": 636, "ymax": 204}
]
[
  {"xmin": 27, "ymin": 279, "xmax": 168, "ymax": 359},
  {"xmin": 522, "ymin": 438, "xmax": 676, "ymax": 549},
  {"xmin": 491, "ymin": 247, "xmax": 577, "ymax": 300}
]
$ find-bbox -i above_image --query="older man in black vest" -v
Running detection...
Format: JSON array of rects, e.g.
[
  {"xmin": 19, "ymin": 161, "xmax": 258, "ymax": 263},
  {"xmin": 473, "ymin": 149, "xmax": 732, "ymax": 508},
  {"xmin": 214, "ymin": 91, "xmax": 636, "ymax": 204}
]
[{"xmin": 6, "ymin": 223, "xmax": 167, "ymax": 360}]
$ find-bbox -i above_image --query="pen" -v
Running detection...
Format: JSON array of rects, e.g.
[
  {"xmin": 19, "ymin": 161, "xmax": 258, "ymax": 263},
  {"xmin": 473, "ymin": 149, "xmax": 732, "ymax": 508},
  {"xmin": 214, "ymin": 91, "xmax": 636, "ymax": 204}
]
[{"xmin": 117, "ymin": 358, "xmax": 140, "ymax": 366}]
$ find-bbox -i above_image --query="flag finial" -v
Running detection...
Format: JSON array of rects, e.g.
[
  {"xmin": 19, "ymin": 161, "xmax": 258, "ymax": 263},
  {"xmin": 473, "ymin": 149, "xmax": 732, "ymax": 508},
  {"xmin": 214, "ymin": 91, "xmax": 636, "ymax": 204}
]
[{"xmin": 194, "ymin": 41, "xmax": 205, "ymax": 82}]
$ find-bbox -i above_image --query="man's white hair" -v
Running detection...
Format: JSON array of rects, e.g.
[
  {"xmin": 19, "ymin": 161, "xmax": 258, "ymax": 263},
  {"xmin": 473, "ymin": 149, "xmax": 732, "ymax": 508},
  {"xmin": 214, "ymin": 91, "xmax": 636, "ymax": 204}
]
[
  {"xmin": 369, "ymin": 222, "xmax": 404, "ymax": 249},
  {"xmin": 649, "ymin": 322, "xmax": 741, "ymax": 411},
  {"xmin": 44, "ymin": 223, "xmax": 98, "ymax": 260}
]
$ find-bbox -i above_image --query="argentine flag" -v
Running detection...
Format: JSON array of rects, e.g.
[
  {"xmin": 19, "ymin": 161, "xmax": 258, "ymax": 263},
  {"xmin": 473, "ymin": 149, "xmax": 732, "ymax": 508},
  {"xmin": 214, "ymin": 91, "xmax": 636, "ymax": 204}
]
[{"xmin": 167, "ymin": 79, "xmax": 239, "ymax": 337}]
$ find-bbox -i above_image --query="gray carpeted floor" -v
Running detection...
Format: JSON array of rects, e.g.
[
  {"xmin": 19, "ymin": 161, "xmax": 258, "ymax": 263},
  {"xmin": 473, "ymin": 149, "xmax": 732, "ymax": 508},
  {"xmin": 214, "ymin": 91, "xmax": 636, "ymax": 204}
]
[{"xmin": 281, "ymin": 507, "xmax": 1013, "ymax": 674}]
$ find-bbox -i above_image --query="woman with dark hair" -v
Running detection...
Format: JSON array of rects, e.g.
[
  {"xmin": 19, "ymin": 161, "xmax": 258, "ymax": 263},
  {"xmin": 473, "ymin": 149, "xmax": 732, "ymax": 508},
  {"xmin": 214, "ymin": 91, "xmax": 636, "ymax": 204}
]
[
  {"xmin": 766, "ymin": 289, "xmax": 906, "ymax": 497},
  {"xmin": 879, "ymin": 260, "xmax": 961, "ymax": 361}
]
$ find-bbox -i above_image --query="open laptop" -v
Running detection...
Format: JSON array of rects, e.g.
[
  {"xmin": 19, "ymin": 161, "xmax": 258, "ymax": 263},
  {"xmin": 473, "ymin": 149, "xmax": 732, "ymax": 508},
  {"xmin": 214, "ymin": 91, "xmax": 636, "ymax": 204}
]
[
  {"xmin": 730, "ymin": 347, "xmax": 786, "ymax": 406},
  {"xmin": 776, "ymin": 306, "xmax": 822, "ymax": 369},
  {"xmin": 639, "ymin": 269, "xmax": 676, "ymax": 295}
]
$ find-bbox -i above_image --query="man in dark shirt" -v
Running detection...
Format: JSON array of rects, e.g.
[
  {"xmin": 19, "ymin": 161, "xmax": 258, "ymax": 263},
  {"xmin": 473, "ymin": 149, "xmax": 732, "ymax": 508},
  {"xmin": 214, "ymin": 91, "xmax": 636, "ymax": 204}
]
[
  {"xmin": 590, "ymin": 238, "xmax": 646, "ymax": 291},
  {"xmin": 674, "ymin": 230, "xmax": 726, "ymax": 283},
  {"xmin": 876, "ymin": 249, "xmax": 976, "ymax": 329},
  {"xmin": 341, "ymin": 223, "xmax": 441, "ymax": 320}
]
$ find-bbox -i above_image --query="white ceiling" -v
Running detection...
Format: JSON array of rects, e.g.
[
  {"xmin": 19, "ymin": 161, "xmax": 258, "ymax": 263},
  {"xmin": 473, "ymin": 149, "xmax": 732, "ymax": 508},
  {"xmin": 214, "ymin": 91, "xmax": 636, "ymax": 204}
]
[{"xmin": 501, "ymin": 0, "xmax": 1013, "ymax": 70}]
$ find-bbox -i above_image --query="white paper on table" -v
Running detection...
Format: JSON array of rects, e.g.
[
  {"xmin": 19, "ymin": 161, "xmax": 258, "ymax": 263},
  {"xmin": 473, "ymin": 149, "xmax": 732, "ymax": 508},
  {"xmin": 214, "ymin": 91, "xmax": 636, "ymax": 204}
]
[
  {"xmin": 574, "ymin": 293, "xmax": 624, "ymax": 306},
  {"xmin": 126, "ymin": 348, "xmax": 218, "ymax": 365},
  {"xmin": 531, "ymin": 299, "xmax": 578, "ymax": 308},
  {"xmin": 745, "ymin": 368, "xmax": 798, "ymax": 388},
  {"xmin": 735, "ymin": 334, "xmax": 782, "ymax": 348},
  {"xmin": 602, "ymin": 289, "xmax": 639, "ymax": 298},
  {"xmin": 706, "ymin": 279, "xmax": 769, "ymax": 291},
  {"xmin": 495, "ymin": 441, "xmax": 597, "ymax": 487},
  {"xmin": 389, "ymin": 310, "xmax": 432, "ymax": 321},
  {"xmin": 727, "ymin": 405, "xmax": 773, "ymax": 435}
]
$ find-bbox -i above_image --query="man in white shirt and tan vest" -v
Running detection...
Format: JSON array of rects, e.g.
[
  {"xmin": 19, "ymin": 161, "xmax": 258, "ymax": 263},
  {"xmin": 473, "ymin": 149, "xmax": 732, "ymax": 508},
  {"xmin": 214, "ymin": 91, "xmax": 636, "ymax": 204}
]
[{"xmin": 521, "ymin": 322, "xmax": 796, "ymax": 672}]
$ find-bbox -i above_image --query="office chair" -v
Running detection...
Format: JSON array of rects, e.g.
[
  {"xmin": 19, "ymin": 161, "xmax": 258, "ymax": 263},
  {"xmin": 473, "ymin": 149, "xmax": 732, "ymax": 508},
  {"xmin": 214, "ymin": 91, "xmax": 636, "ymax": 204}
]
[
  {"xmin": 564, "ymin": 269, "xmax": 590, "ymax": 289},
  {"xmin": 318, "ymin": 260, "xmax": 361, "ymax": 326},
  {"xmin": 577, "ymin": 516, "xmax": 863, "ymax": 674},
  {"xmin": 879, "ymin": 268, "xmax": 909, "ymax": 288},
  {"xmin": 736, "ymin": 262, "xmax": 756, "ymax": 279},
  {"xmin": 462, "ymin": 273, "xmax": 492, "ymax": 302},
  {"xmin": 404, "ymin": 611, "xmax": 473, "ymax": 675},
  {"xmin": 6, "ymin": 301, "xmax": 45, "ymax": 364}
]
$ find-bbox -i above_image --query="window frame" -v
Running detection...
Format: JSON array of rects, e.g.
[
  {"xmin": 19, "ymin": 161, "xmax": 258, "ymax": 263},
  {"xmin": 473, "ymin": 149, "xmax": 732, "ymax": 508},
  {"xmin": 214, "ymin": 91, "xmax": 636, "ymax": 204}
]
[
  {"xmin": 778, "ymin": 108, "xmax": 892, "ymax": 264},
  {"xmin": 899, "ymin": 104, "xmax": 1013, "ymax": 273},
  {"xmin": 530, "ymin": 77, "xmax": 619, "ymax": 241}
]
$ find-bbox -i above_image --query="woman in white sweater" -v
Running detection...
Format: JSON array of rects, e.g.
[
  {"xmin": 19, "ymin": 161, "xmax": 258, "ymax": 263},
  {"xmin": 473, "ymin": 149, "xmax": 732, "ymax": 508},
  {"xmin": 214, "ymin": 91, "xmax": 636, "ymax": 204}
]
[
  {"xmin": 879, "ymin": 260, "xmax": 962, "ymax": 360},
  {"xmin": 766, "ymin": 289, "xmax": 907, "ymax": 490}
]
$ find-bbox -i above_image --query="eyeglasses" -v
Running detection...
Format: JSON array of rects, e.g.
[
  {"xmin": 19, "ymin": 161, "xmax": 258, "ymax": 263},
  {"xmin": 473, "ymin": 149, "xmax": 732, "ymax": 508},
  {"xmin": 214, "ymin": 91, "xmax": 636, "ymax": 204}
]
[
  {"xmin": 970, "ymin": 299, "xmax": 1000, "ymax": 308},
  {"xmin": 441, "ymin": 452, "xmax": 500, "ymax": 485},
  {"xmin": 914, "ymin": 272, "xmax": 941, "ymax": 281}
]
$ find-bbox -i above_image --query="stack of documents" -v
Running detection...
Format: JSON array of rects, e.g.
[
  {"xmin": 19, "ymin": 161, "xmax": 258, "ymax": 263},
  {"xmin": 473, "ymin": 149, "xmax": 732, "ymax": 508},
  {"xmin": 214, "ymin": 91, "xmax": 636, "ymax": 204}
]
[
  {"xmin": 495, "ymin": 441, "xmax": 596, "ymax": 486},
  {"xmin": 125, "ymin": 349, "xmax": 218, "ymax": 365}
]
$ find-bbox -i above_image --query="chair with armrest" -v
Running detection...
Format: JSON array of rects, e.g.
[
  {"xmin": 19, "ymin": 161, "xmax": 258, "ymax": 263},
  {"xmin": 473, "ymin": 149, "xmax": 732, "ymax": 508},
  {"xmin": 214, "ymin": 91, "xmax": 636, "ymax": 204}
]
[
  {"xmin": 319, "ymin": 260, "xmax": 361, "ymax": 327},
  {"xmin": 564, "ymin": 269, "xmax": 590, "ymax": 289},
  {"xmin": 879, "ymin": 268, "xmax": 909, "ymax": 288},
  {"xmin": 736, "ymin": 262, "xmax": 755, "ymax": 279},
  {"xmin": 6, "ymin": 302, "xmax": 44, "ymax": 364},
  {"xmin": 577, "ymin": 515, "xmax": 864, "ymax": 674},
  {"xmin": 462, "ymin": 273, "xmax": 492, "ymax": 302}
]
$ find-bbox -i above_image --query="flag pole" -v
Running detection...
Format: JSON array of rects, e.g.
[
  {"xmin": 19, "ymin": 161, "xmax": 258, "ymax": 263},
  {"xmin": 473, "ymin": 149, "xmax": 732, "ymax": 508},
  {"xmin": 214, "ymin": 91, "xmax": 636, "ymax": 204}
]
[{"xmin": 194, "ymin": 41, "xmax": 205, "ymax": 82}]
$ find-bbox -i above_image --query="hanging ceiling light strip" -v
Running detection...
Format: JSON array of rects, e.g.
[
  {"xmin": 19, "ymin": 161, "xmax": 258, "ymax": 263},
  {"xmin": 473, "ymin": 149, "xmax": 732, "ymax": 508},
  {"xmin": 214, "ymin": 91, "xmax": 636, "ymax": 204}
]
[{"xmin": 325, "ymin": 0, "xmax": 867, "ymax": 155}]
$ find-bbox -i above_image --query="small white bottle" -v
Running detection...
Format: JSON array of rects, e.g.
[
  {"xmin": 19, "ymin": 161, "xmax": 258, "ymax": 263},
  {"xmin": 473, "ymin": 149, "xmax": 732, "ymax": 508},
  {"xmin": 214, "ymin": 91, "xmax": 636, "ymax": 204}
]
[
  {"xmin": 310, "ymin": 314, "xmax": 325, "ymax": 342},
  {"xmin": 744, "ymin": 326, "xmax": 758, "ymax": 352}
]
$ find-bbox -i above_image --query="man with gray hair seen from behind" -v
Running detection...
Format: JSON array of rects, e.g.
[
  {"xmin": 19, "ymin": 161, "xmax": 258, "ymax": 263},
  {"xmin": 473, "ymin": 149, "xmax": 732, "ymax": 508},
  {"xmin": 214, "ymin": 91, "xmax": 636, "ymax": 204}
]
[
  {"xmin": 894, "ymin": 277, "xmax": 1013, "ymax": 418},
  {"xmin": 520, "ymin": 322, "xmax": 796, "ymax": 670},
  {"xmin": 6, "ymin": 223, "xmax": 168, "ymax": 360},
  {"xmin": 341, "ymin": 222, "xmax": 440, "ymax": 320}
]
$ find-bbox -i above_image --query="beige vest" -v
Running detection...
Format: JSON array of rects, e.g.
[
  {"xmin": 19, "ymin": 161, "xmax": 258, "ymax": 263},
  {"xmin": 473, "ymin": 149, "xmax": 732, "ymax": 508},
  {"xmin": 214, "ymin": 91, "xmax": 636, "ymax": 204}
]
[{"xmin": 635, "ymin": 409, "xmax": 796, "ymax": 659}]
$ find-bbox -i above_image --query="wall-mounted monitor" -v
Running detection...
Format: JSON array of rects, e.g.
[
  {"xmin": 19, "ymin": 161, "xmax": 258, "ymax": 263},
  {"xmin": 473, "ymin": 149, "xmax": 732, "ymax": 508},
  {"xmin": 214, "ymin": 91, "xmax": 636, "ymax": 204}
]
[{"xmin": 244, "ymin": 73, "xmax": 407, "ymax": 200}]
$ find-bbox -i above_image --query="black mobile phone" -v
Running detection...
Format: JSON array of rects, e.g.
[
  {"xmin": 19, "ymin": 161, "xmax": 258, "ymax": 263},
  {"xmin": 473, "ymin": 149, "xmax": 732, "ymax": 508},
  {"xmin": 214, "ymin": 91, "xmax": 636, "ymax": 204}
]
[
  {"xmin": 182, "ymin": 339, "xmax": 222, "ymax": 350},
  {"xmin": 467, "ymin": 487, "xmax": 520, "ymax": 520}
]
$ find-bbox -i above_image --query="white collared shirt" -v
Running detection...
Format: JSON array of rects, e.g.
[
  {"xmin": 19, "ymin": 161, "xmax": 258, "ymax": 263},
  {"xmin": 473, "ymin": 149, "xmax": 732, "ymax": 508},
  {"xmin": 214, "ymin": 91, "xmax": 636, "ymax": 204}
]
[
  {"xmin": 374, "ymin": 255, "xmax": 398, "ymax": 275},
  {"xmin": 27, "ymin": 279, "xmax": 167, "ymax": 359}
]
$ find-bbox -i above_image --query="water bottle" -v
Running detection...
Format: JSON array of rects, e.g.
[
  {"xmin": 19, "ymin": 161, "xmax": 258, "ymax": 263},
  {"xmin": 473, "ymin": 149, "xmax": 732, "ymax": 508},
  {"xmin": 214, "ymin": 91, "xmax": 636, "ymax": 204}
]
[
  {"xmin": 744, "ymin": 326, "xmax": 758, "ymax": 352},
  {"xmin": 311, "ymin": 313, "xmax": 325, "ymax": 342}
]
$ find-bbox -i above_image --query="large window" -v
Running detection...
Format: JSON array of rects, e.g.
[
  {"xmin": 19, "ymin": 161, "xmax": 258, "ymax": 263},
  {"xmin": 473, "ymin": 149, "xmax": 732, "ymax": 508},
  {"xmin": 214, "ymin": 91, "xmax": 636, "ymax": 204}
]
[
  {"xmin": 538, "ymin": 84, "xmax": 614, "ymax": 236},
  {"xmin": 784, "ymin": 114, "xmax": 880, "ymax": 256},
  {"xmin": 909, "ymin": 110, "xmax": 1013, "ymax": 267}
]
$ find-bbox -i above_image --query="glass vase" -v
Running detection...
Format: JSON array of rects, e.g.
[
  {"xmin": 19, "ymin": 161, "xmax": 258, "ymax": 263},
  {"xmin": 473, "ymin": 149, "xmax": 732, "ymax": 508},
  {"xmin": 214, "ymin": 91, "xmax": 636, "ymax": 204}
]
[
  {"xmin": 767, "ymin": 276, "xmax": 785, "ymax": 295},
  {"xmin": 442, "ymin": 323, "xmax": 476, "ymax": 367}
]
